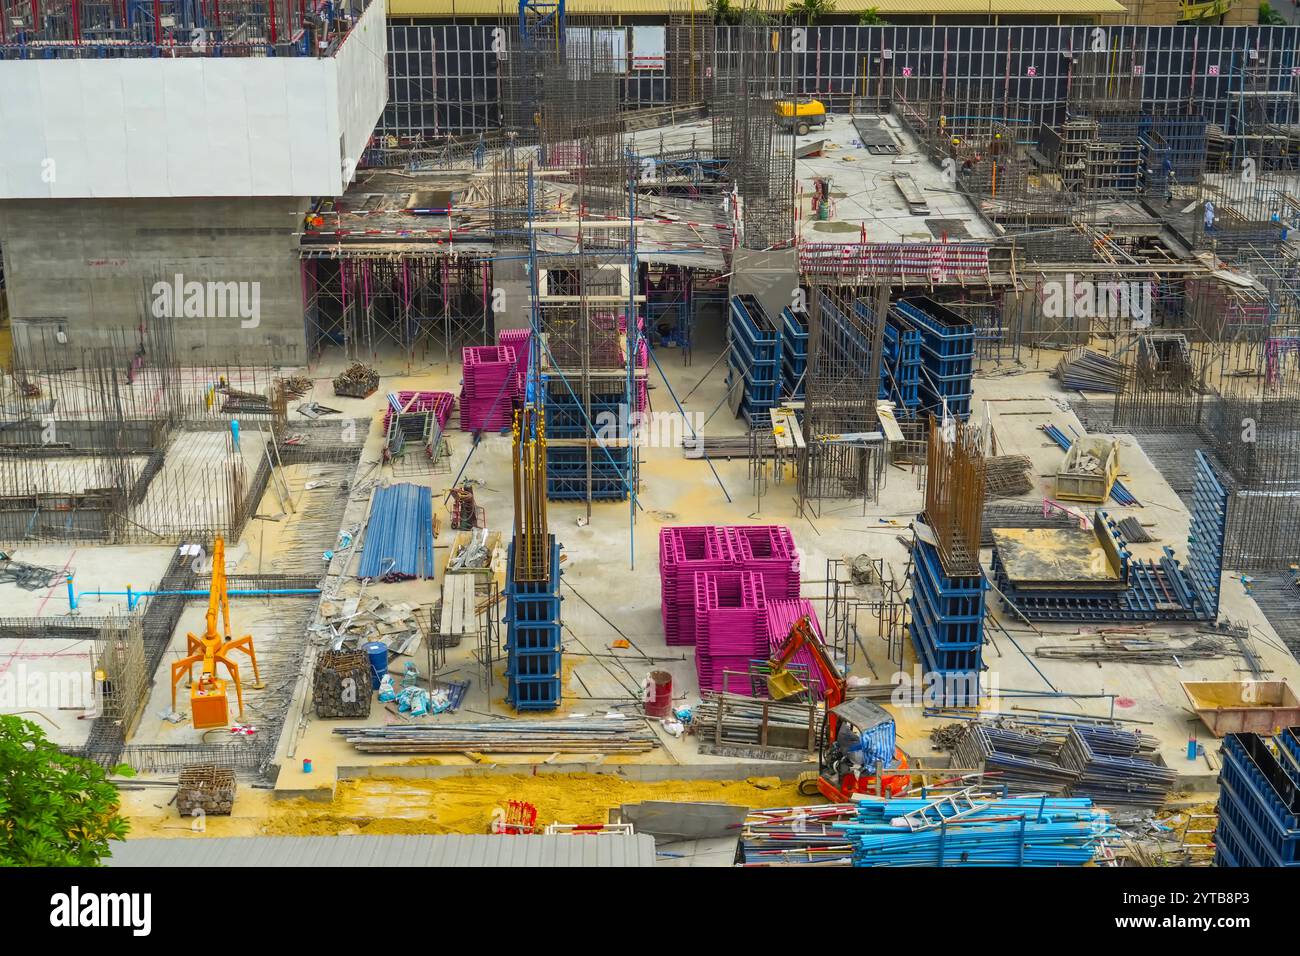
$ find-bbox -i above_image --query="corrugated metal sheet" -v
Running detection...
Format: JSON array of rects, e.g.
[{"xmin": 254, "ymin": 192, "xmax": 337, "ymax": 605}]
[
  {"xmin": 387, "ymin": 0, "xmax": 1124, "ymax": 15},
  {"xmin": 107, "ymin": 833, "xmax": 657, "ymax": 867}
]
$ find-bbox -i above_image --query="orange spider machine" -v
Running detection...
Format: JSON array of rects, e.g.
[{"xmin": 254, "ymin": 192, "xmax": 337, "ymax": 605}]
[
  {"xmin": 170, "ymin": 537, "xmax": 261, "ymax": 729},
  {"xmin": 767, "ymin": 615, "xmax": 909, "ymax": 801}
]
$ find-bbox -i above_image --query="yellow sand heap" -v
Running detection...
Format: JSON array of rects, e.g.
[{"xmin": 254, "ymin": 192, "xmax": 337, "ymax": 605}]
[{"xmin": 123, "ymin": 772, "xmax": 814, "ymax": 839}]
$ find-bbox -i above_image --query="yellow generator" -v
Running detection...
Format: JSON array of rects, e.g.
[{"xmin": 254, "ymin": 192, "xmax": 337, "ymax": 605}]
[{"xmin": 775, "ymin": 98, "xmax": 826, "ymax": 136}]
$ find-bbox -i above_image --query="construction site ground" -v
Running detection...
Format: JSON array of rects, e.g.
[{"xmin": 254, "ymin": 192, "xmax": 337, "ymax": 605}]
[{"xmin": 7, "ymin": 332, "xmax": 1295, "ymax": 837}]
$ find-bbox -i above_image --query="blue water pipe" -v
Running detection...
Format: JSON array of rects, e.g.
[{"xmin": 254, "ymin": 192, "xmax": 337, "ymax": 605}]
[{"xmin": 67, "ymin": 575, "xmax": 319, "ymax": 611}]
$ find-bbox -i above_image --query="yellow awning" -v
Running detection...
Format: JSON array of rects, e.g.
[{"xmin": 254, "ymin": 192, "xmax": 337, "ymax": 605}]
[{"xmin": 387, "ymin": 0, "xmax": 1125, "ymax": 16}]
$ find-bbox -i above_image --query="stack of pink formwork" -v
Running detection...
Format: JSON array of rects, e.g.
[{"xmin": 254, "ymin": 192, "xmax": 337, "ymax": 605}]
[
  {"xmin": 694, "ymin": 570, "xmax": 767, "ymax": 694},
  {"xmin": 764, "ymin": 599, "xmax": 828, "ymax": 701},
  {"xmin": 460, "ymin": 345, "xmax": 520, "ymax": 431},
  {"xmin": 636, "ymin": 338, "xmax": 649, "ymax": 413},
  {"xmin": 659, "ymin": 524, "xmax": 805, "ymax": 696},
  {"xmin": 659, "ymin": 526, "xmax": 733, "ymax": 646},
  {"xmin": 496, "ymin": 328, "xmax": 532, "ymax": 398},
  {"xmin": 383, "ymin": 391, "xmax": 455, "ymax": 433},
  {"xmin": 727, "ymin": 526, "xmax": 800, "ymax": 601}
]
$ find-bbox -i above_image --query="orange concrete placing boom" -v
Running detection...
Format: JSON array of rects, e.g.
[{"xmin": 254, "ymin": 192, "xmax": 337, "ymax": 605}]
[
  {"xmin": 768, "ymin": 615, "xmax": 909, "ymax": 801},
  {"xmin": 169, "ymin": 537, "xmax": 260, "ymax": 729}
]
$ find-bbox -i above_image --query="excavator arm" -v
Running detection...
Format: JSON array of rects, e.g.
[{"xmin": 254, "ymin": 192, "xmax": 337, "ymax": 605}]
[{"xmin": 768, "ymin": 616, "xmax": 847, "ymax": 737}]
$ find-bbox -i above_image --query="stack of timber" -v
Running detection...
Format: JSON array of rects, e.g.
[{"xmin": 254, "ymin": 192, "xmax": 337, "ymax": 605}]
[{"xmin": 333, "ymin": 718, "xmax": 658, "ymax": 754}]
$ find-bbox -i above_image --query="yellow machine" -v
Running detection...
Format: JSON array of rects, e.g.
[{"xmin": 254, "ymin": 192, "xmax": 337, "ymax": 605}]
[
  {"xmin": 774, "ymin": 98, "xmax": 826, "ymax": 136},
  {"xmin": 170, "ymin": 537, "xmax": 261, "ymax": 729}
]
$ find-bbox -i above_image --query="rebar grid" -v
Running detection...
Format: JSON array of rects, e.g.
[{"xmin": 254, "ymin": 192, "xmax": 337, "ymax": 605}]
[
  {"xmin": 924, "ymin": 414, "xmax": 986, "ymax": 579},
  {"xmin": 512, "ymin": 405, "xmax": 549, "ymax": 583}
]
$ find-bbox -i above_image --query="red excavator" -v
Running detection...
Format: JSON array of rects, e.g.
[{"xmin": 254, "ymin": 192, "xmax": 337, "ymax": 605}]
[{"xmin": 767, "ymin": 615, "xmax": 909, "ymax": 801}]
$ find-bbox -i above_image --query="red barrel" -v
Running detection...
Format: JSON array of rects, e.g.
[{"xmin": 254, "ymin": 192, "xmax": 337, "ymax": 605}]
[{"xmin": 645, "ymin": 670, "xmax": 673, "ymax": 718}]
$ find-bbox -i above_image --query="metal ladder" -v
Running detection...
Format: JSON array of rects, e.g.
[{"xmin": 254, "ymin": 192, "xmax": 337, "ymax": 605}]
[{"xmin": 899, "ymin": 787, "xmax": 984, "ymax": 832}]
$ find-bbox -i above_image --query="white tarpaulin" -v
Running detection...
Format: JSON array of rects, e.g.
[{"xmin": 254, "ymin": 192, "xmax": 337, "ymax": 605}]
[{"xmin": 632, "ymin": 26, "xmax": 666, "ymax": 70}]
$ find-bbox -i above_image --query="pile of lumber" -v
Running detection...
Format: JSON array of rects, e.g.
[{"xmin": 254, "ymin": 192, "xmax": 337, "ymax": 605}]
[
  {"xmin": 333, "ymin": 718, "xmax": 659, "ymax": 754},
  {"xmin": 1054, "ymin": 348, "xmax": 1124, "ymax": 393},
  {"xmin": 333, "ymin": 362, "xmax": 380, "ymax": 399}
]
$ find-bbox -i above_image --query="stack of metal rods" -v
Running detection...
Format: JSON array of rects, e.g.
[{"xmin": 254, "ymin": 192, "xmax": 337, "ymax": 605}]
[
  {"xmin": 355, "ymin": 483, "xmax": 435, "ymax": 580},
  {"xmin": 949, "ymin": 722, "xmax": 1075, "ymax": 794},
  {"xmin": 739, "ymin": 805, "xmax": 860, "ymax": 866},
  {"xmin": 1055, "ymin": 348, "xmax": 1124, "ymax": 393},
  {"xmin": 924, "ymin": 414, "xmax": 986, "ymax": 575},
  {"xmin": 511, "ymin": 405, "xmax": 549, "ymax": 582},
  {"xmin": 692, "ymin": 690, "xmax": 825, "ymax": 747},
  {"xmin": 1059, "ymin": 726, "xmax": 1175, "ymax": 808},
  {"xmin": 333, "ymin": 719, "xmax": 658, "ymax": 754},
  {"xmin": 850, "ymin": 796, "xmax": 1111, "ymax": 867}
]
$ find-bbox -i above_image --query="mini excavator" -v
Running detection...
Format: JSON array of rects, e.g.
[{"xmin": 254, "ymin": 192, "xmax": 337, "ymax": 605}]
[
  {"xmin": 170, "ymin": 537, "xmax": 261, "ymax": 729},
  {"xmin": 767, "ymin": 615, "xmax": 909, "ymax": 800}
]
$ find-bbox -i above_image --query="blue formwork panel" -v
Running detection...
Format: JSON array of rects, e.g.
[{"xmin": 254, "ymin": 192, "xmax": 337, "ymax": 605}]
[
  {"xmin": 506, "ymin": 622, "xmax": 563, "ymax": 653},
  {"xmin": 506, "ymin": 595, "xmax": 563, "ymax": 624},
  {"xmin": 1186, "ymin": 450, "xmax": 1228, "ymax": 619},
  {"xmin": 894, "ymin": 298, "xmax": 976, "ymax": 358},
  {"xmin": 507, "ymin": 649, "xmax": 562, "ymax": 679},
  {"xmin": 508, "ymin": 675, "xmax": 563, "ymax": 711},
  {"xmin": 1218, "ymin": 734, "xmax": 1300, "ymax": 864},
  {"xmin": 505, "ymin": 535, "xmax": 562, "ymax": 711},
  {"xmin": 1216, "ymin": 787, "xmax": 1299, "ymax": 868},
  {"xmin": 913, "ymin": 537, "xmax": 985, "ymax": 620},
  {"xmin": 782, "ymin": 307, "xmax": 808, "ymax": 357}
]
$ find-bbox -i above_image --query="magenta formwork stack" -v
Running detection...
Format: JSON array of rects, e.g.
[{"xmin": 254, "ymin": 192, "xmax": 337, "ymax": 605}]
[
  {"xmin": 728, "ymin": 526, "xmax": 800, "ymax": 600},
  {"xmin": 460, "ymin": 345, "xmax": 520, "ymax": 432},
  {"xmin": 694, "ymin": 570, "xmax": 767, "ymax": 694},
  {"xmin": 496, "ymin": 329, "xmax": 532, "ymax": 400},
  {"xmin": 765, "ymin": 599, "xmax": 829, "ymax": 700},
  {"xmin": 658, "ymin": 526, "xmax": 734, "ymax": 647}
]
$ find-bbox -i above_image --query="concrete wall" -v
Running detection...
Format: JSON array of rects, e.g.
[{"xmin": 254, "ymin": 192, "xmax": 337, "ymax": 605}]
[
  {"xmin": 0, "ymin": 1, "xmax": 388, "ymax": 200},
  {"xmin": 0, "ymin": 197, "xmax": 309, "ymax": 364}
]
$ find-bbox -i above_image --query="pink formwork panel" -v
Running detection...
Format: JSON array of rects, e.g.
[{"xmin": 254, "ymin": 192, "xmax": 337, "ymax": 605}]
[
  {"xmin": 659, "ymin": 526, "xmax": 733, "ymax": 646},
  {"xmin": 693, "ymin": 570, "xmax": 767, "ymax": 694},
  {"xmin": 727, "ymin": 525, "xmax": 801, "ymax": 601},
  {"xmin": 460, "ymin": 345, "xmax": 520, "ymax": 431},
  {"xmin": 764, "ymin": 599, "xmax": 828, "ymax": 701},
  {"xmin": 497, "ymin": 329, "xmax": 532, "ymax": 396},
  {"xmin": 383, "ymin": 391, "xmax": 455, "ymax": 433}
]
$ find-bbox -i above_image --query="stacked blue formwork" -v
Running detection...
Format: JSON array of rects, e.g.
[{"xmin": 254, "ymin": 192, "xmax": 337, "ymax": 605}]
[
  {"xmin": 990, "ymin": 451, "xmax": 1229, "ymax": 623},
  {"xmin": 504, "ymin": 535, "xmax": 564, "ymax": 711},
  {"xmin": 1215, "ymin": 729, "xmax": 1300, "ymax": 868},
  {"xmin": 893, "ymin": 298, "xmax": 975, "ymax": 419},
  {"xmin": 879, "ymin": 315, "xmax": 922, "ymax": 416},
  {"xmin": 781, "ymin": 307, "xmax": 808, "ymax": 401},
  {"xmin": 542, "ymin": 377, "xmax": 632, "ymax": 501},
  {"xmin": 907, "ymin": 531, "xmax": 985, "ymax": 706},
  {"xmin": 727, "ymin": 295, "xmax": 781, "ymax": 426}
]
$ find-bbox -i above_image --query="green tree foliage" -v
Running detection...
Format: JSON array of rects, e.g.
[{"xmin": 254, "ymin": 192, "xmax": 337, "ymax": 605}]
[
  {"xmin": 1260, "ymin": 2, "xmax": 1287, "ymax": 26},
  {"xmin": 786, "ymin": 0, "xmax": 835, "ymax": 25},
  {"xmin": 0, "ymin": 716, "xmax": 131, "ymax": 866},
  {"xmin": 858, "ymin": 7, "xmax": 886, "ymax": 24}
]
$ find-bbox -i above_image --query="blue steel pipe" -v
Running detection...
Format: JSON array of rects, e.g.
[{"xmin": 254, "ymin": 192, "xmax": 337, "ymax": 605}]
[{"xmin": 69, "ymin": 587, "xmax": 319, "ymax": 611}]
